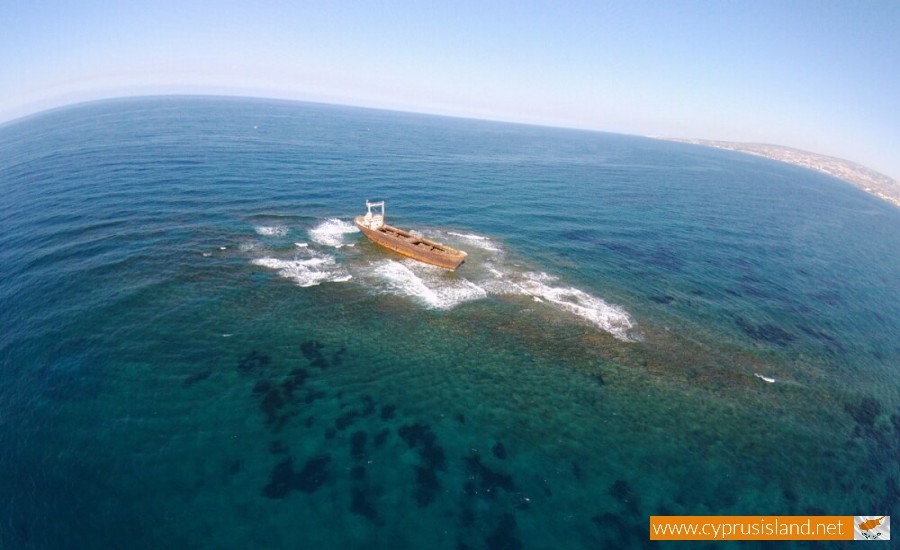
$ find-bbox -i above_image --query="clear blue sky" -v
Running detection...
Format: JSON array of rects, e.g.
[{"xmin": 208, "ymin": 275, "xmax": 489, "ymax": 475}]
[{"xmin": 2, "ymin": 1, "xmax": 898, "ymax": 178}]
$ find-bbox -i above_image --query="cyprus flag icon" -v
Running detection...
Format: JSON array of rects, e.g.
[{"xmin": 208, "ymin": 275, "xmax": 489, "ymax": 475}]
[{"xmin": 854, "ymin": 516, "xmax": 890, "ymax": 541}]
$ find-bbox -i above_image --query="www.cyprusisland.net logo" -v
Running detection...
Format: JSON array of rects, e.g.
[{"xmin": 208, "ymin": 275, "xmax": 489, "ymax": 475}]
[{"xmin": 854, "ymin": 516, "xmax": 890, "ymax": 541}]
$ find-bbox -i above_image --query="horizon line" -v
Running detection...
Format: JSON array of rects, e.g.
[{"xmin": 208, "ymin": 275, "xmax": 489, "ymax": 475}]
[{"xmin": 3, "ymin": 91, "xmax": 897, "ymax": 185}]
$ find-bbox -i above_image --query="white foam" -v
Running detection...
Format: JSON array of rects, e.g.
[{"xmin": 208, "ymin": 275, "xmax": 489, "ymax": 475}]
[
  {"xmin": 252, "ymin": 254, "xmax": 351, "ymax": 287},
  {"xmin": 514, "ymin": 272, "xmax": 636, "ymax": 341},
  {"xmin": 754, "ymin": 373, "xmax": 776, "ymax": 383},
  {"xmin": 447, "ymin": 231, "xmax": 502, "ymax": 252},
  {"xmin": 248, "ymin": 220, "xmax": 636, "ymax": 340},
  {"xmin": 372, "ymin": 260, "xmax": 487, "ymax": 310},
  {"xmin": 309, "ymin": 218, "xmax": 359, "ymax": 248},
  {"xmin": 255, "ymin": 225, "xmax": 289, "ymax": 237}
]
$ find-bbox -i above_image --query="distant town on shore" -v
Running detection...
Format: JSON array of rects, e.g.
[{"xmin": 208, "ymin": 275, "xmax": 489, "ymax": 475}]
[{"xmin": 665, "ymin": 138, "xmax": 900, "ymax": 208}]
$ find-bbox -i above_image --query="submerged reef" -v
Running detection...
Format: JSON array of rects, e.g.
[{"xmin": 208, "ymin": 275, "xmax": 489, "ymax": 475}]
[
  {"xmin": 398, "ymin": 423, "xmax": 447, "ymax": 506},
  {"xmin": 464, "ymin": 455, "xmax": 516, "ymax": 499},
  {"xmin": 237, "ymin": 350, "xmax": 271, "ymax": 373},
  {"xmin": 300, "ymin": 340, "xmax": 329, "ymax": 369},
  {"xmin": 350, "ymin": 430, "xmax": 367, "ymax": 460},
  {"xmin": 735, "ymin": 317, "xmax": 795, "ymax": 346},
  {"xmin": 262, "ymin": 455, "xmax": 332, "ymax": 499}
]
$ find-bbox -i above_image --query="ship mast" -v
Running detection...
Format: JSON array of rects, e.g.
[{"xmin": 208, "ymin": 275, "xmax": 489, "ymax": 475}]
[{"xmin": 363, "ymin": 200, "xmax": 385, "ymax": 229}]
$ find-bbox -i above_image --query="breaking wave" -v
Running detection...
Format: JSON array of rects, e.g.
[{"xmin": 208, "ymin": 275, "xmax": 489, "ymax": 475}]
[
  {"xmin": 309, "ymin": 218, "xmax": 359, "ymax": 248},
  {"xmin": 514, "ymin": 272, "xmax": 635, "ymax": 340},
  {"xmin": 447, "ymin": 231, "xmax": 502, "ymax": 252},
  {"xmin": 247, "ymin": 221, "xmax": 636, "ymax": 340},
  {"xmin": 251, "ymin": 254, "xmax": 351, "ymax": 287},
  {"xmin": 371, "ymin": 259, "xmax": 487, "ymax": 310},
  {"xmin": 255, "ymin": 225, "xmax": 289, "ymax": 237}
]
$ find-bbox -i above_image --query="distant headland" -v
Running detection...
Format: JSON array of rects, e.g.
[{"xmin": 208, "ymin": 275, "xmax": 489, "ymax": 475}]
[{"xmin": 663, "ymin": 138, "xmax": 900, "ymax": 208}]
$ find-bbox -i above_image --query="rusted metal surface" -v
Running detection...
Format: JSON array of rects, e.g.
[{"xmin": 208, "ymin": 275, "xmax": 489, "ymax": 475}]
[{"xmin": 355, "ymin": 216, "xmax": 467, "ymax": 269}]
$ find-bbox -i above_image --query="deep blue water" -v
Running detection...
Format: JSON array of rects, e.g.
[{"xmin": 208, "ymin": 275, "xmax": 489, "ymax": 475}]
[{"xmin": 1, "ymin": 96, "xmax": 898, "ymax": 548}]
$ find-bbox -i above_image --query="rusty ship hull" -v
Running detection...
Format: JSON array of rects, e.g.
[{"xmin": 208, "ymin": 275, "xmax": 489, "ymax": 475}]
[{"xmin": 354, "ymin": 216, "xmax": 466, "ymax": 269}]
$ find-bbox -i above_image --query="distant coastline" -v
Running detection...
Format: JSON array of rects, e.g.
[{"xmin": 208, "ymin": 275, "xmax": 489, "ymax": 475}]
[{"xmin": 662, "ymin": 138, "xmax": 900, "ymax": 208}]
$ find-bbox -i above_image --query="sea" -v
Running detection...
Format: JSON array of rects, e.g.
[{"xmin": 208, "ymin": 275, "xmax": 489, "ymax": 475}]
[{"xmin": 0, "ymin": 96, "xmax": 897, "ymax": 549}]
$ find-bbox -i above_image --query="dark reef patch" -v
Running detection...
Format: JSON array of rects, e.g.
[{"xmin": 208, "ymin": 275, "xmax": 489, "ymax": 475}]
[
  {"xmin": 225, "ymin": 459, "xmax": 243, "ymax": 478},
  {"xmin": 464, "ymin": 455, "xmax": 516, "ymax": 499},
  {"xmin": 335, "ymin": 411, "xmax": 360, "ymax": 431},
  {"xmin": 249, "ymin": 362, "xmax": 312, "ymax": 430},
  {"xmin": 845, "ymin": 397, "xmax": 882, "ymax": 428},
  {"xmin": 238, "ymin": 350, "xmax": 271, "ymax": 373},
  {"xmin": 485, "ymin": 513, "xmax": 522, "ymax": 550},
  {"xmin": 649, "ymin": 295, "xmax": 675, "ymax": 305},
  {"xmin": 799, "ymin": 325, "xmax": 845, "ymax": 354},
  {"xmin": 350, "ymin": 487, "xmax": 379, "ymax": 522},
  {"xmin": 374, "ymin": 428, "xmax": 390, "ymax": 448},
  {"xmin": 592, "ymin": 512, "xmax": 649, "ymax": 548},
  {"xmin": 782, "ymin": 486, "xmax": 798, "ymax": 504},
  {"xmin": 590, "ymin": 238, "xmax": 645, "ymax": 261},
  {"xmin": 350, "ymin": 430, "xmax": 367, "ymax": 460},
  {"xmin": 380, "ymin": 404, "xmax": 396, "ymax": 420},
  {"xmin": 262, "ymin": 457, "xmax": 296, "ymax": 499},
  {"xmin": 183, "ymin": 369, "xmax": 212, "ymax": 387},
  {"xmin": 738, "ymin": 283, "xmax": 776, "ymax": 301},
  {"xmin": 492, "ymin": 442, "xmax": 507, "ymax": 460},
  {"xmin": 281, "ymin": 367, "xmax": 308, "ymax": 397},
  {"xmin": 300, "ymin": 340, "xmax": 329, "ymax": 369},
  {"xmin": 269, "ymin": 440, "xmax": 288, "ymax": 454},
  {"xmin": 415, "ymin": 466, "xmax": 441, "ymax": 506},
  {"xmin": 609, "ymin": 479, "xmax": 640, "ymax": 514},
  {"xmin": 295, "ymin": 455, "xmax": 332, "ymax": 493},
  {"xmin": 360, "ymin": 395, "xmax": 376, "ymax": 416},
  {"xmin": 421, "ymin": 440, "xmax": 446, "ymax": 471},
  {"xmin": 304, "ymin": 388, "xmax": 325, "ymax": 404},
  {"xmin": 351, "ymin": 465, "xmax": 367, "ymax": 480},
  {"xmin": 650, "ymin": 247, "xmax": 686, "ymax": 272},
  {"xmin": 399, "ymin": 423, "xmax": 435, "ymax": 450},
  {"xmin": 331, "ymin": 345, "xmax": 346, "ymax": 366},
  {"xmin": 572, "ymin": 461, "xmax": 583, "ymax": 480},
  {"xmin": 811, "ymin": 290, "xmax": 844, "ymax": 306},
  {"xmin": 253, "ymin": 380, "xmax": 272, "ymax": 395},
  {"xmin": 262, "ymin": 455, "xmax": 332, "ymax": 499},
  {"xmin": 460, "ymin": 505, "xmax": 476, "ymax": 527},
  {"xmin": 260, "ymin": 387, "xmax": 288, "ymax": 427},
  {"xmin": 398, "ymin": 423, "xmax": 446, "ymax": 506},
  {"xmin": 735, "ymin": 317, "xmax": 794, "ymax": 346}
]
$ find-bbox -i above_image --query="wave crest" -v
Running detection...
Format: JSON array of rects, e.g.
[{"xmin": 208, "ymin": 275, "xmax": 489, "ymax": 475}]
[
  {"xmin": 252, "ymin": 254, "xmax": 351, "ymax": 287},
  {"xmin": 517, "ymin": 272, "xmax": 635, "ymax": 340},
  {"xmin": 309, "ymin": 218, "xmax": 359, "ymax": 248},
  {"xmin": 372, "ymin": 260, "xmax": 487, "ymax": 310},
  {"xmin": 246, "ymin": 222, "xmax": 635, "ymax": 340},
  {"xmin": 255, "ymin": 225, "xmax": 289, "ymax": 237}
]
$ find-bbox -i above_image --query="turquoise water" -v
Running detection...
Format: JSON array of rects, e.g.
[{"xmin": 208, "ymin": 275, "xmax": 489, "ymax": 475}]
[{"xmin": 1, "ymin": 97, "xmax": 898, "ymax": 548}]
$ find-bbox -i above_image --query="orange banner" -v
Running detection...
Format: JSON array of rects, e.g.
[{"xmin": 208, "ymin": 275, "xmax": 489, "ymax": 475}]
[{"xmin": 649, "ymin": 516, "xmax": 854, "ymax": 540}]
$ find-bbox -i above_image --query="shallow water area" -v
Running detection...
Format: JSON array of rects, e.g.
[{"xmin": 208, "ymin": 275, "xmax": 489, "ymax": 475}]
[{"xmin": 1, "ymin": 97, "xmax": 898, "ymax": 549}]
